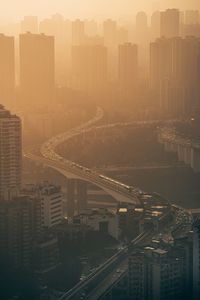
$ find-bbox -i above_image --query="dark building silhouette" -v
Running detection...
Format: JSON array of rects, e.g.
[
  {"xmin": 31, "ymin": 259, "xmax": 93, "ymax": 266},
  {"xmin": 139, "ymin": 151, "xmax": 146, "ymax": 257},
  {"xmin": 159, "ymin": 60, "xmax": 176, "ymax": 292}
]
[{"xmin": 0, "ymin": 195, "xmax": 41, "ymax": 269}]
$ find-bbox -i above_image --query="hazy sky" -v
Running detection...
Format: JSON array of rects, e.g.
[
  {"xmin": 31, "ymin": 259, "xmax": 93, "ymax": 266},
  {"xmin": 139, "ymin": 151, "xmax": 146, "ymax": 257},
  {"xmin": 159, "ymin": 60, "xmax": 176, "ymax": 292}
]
[{"xmin": 1, "ymin": 0, "xmax": 200, "ymax": 21}]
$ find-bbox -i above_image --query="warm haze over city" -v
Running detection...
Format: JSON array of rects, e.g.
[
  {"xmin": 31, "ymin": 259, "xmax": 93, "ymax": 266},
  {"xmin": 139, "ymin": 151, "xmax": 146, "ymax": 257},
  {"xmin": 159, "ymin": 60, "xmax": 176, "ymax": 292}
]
[{"xmin": 0, "ymin": 0, "xmax": 200, "ymax": 299}]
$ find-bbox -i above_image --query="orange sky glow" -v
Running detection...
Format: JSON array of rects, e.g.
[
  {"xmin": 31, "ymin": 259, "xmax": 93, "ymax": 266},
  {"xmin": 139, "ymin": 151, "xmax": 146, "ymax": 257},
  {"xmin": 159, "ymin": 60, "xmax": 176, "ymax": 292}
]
[{"xmin": 0, "ymin": 0, "xmax": 200, "ymax": 21}]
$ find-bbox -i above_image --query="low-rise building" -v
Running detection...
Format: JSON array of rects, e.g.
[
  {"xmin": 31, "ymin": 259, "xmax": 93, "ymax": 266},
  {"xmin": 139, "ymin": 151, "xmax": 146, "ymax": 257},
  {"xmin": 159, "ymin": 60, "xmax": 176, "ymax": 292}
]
[{"xmin": 73, "ymin": 208, "xmax": 119, "ymax": 240}]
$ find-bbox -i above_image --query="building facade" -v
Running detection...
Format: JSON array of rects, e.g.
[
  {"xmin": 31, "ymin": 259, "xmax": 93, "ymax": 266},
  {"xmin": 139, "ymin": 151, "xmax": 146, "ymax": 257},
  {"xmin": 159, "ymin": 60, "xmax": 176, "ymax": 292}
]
[
  {"xmin": 0, "ymin": 34, "xmax": 15, "ymax": 107},
  {"xmin": 0, "ymin": 105, "xmax": 22, "ymax": 199}
]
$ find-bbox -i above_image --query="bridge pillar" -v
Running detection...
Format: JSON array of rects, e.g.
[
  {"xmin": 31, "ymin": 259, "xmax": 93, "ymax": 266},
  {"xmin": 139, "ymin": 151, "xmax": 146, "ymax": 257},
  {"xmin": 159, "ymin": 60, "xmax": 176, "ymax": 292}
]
[
  {"xmin": 183, "ymin": 146, "xmax": 192, "ymax": 166},
  {"xmin": 191, "ymin": 148, "xmax": 200, "ymax": 173},
  {"xmin": 67, "ymin": 179, "xmax": 76, "ymax": 217},
  {"xmin": 76, "ymin": 179, "xmax": 88, "ymax": 214},
  {"xmin": 178, "ymin": 144, "xmax": 185, "ymax": 162}
]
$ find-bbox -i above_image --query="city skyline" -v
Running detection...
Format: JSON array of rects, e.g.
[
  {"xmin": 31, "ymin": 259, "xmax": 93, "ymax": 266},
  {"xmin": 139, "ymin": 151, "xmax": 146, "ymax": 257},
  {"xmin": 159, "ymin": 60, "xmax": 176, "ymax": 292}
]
[
  {"xmin": 0, "ymin": 2, "xmax": 200, "ymax": 299},
  {"xmin": 0, "ymin": 0, "xmax": 200, "ymax": 21}
]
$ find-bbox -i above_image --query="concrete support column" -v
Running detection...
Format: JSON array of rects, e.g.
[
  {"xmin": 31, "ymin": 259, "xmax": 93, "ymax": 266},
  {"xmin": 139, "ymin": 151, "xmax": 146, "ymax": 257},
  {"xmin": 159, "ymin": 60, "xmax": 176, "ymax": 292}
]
[
  {"xmin": 191, "ymin": 148, "xmax": 200, "ymax": 173},
  {"xmin": 67, "ymin": 179, "xmax": 76, "ymax": 217},
  {"xmin": 178, "ymin": 145, "xmax": 185, "ymax": 162},
  {"xmin": 76, "ymin": 179, "xmax": 87, "ymax": 214}
]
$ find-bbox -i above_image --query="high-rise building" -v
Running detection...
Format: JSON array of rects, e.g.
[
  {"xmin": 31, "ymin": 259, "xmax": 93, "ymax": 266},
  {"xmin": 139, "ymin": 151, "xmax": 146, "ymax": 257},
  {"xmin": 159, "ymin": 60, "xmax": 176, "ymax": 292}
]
[
  {"xmin": 150, "ymin": 37, "xmax": 172, "ymax": 90},
  {"xmin": 39, "ymin": 14, "xmax": 69, "ymax": 86},
  {"xmin": 34, "ymin": 234, "xmax": 60, "ymax": 274},
  {"xmin": 135, "ymin": 12, "xmax": 149, "ymax": 73},
  {"xmin": 103, "ymin": 19, "xmax": 117, "ymax": 47},
  {"xmin": 174, "ymin": 235, "xmax": 193, "ymax": 300},
  {"xmin": 21, "ymin": 16, "xmax": 38, "ymax": 34},
  {"xmin": 71, "ymin": 45, "xmax": 107, "ymax": 93},
  {"xmin": 183, "ymin": 23, "xmax": 200, "ymax": 38},
  {"xmin": 136, "ymin": 11, "xmax": 148, "ymax": 37},
  {"xmin": 185, "ymin": 10, "xmax": 200, "ymax": 25},
  {"xmin": 85, "ymin": 20, "xmax": 98, "ymax": 37},
  {"xmin": 160, "ymin": 9, "xmax": 180, "ymax": 38},
  {"xmin": 0, "ymin": 34, "xmax": 15, "ymax": 106},
  {"xmin": 129, "ymin": 247, "xmax": 185, "ymax": 300},
  {"xmin": 118, "ymin": 43, "xmax": 138, "ymax": 95},
  {"xmin": 72, "ymin": 19, "xmax": 85, "ymax": 46},
  {"xmin": 0, "ymin": 195, "xmax": 41, "ymax": 269},
  {"xmin": 150, "ymin": 36, "xmax": 200, "ymax": 116},
  {"xmin": 151, "ymin": 11, "xmax": 160, "ymax": 40},
  {"xmin": 193, "ymin": 219, "xmax": 200, "ymax": 300},
  {"xmin": 0, "ymin": 191, "xmax": 60, "ymax": 272},
  {"xmin": 183, "ymin": 10, "xmax": 200, "ymax": 38},
  {"xmin": 103, "ymin": 19, "xmax": 118, "ymax": 80},
  {"xmin": 19, "ymin": 32, "xmax": 55, "ymax": 107},
  {"xmin": 117, "ymin": 26, "xmax": 128, "ymax": 45},
  {"xmin": 0, "ymin": 105, "xmax": 22, "ymax": 199}
]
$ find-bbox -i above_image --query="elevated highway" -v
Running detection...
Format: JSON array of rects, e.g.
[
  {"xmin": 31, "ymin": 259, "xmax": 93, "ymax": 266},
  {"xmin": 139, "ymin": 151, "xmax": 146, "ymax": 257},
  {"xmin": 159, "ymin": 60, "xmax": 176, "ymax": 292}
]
[
  {"xmin": 57, "ymin": 230, "xmax": 152, "ymax": 300},
  {"xmin": 24, "ymin": 112, "xmax": 187, "ymax": 299},
  {"xmin": 25, "ymin": 107, "xmax": 145, "ymax": 205},
  {"xmin": 158, "ymin": 127, "xmax": 200, "ymax": 173}
]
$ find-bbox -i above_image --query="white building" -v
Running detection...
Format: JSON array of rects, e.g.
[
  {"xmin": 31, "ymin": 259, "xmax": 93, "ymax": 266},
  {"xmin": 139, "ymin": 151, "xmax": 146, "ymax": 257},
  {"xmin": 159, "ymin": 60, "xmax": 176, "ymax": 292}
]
[{"xmin": 22, "ymin": 183, "xmax": 63, "ymax": 228}]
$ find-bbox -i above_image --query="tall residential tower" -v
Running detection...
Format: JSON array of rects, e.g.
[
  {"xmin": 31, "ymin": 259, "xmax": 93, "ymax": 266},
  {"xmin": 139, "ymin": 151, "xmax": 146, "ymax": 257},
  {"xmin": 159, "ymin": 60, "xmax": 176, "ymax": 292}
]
[
  {"xmin": 19, "ymin": 32, "xmax": 55, "ymax": 107},
  {"xmin": 0, "ymin": 105, "xmax": 22, "ymax": 199}
]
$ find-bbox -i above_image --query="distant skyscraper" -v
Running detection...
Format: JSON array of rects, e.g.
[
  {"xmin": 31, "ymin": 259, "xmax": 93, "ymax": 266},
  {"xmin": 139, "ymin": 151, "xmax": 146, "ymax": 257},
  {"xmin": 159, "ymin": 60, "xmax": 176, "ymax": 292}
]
[
  {"xmin": 85, "ymin": 20, "xmax": 98, "ymax": 37},
  {"xmin": 151, "ymin": 11, "xmax": 160, "ymax": 40},
  {"xmin": 39, "ymin": 14, "xmax": 69, "ymax": 86},
  {"xmin": 0, "ymin": 34, "xmax": 15, "ymax": 106},
  {"xmin": 0, "ymin": 105, "xmax": 22, "ymax": 199},
  {"xmin": 71, "ymin": 45, "xmax": 107, "ymax": 93},
  {"xmin": 135, "ymin": 11, "xmax": 148, "ymax": 43},
  {"xmin": 103, "ymin": 19, "xmax": 118, "ymax": 80},
  {"xmin": 135, "ymin": 12, "xmax": 149, "ymax": 73},
  {"xmin": 136, "ymin": 11, "xmax": 148, "ymax": 33},
  {"xmin": 150, "ymin": 37, "xmax": 172, "ymax": 90},
  {"xmin": 72, "ymin": 19, "xmax": 85, "ymax": 46},
  {"xmin": 150, "ymin": 36, "xmax": 200, "ymax": 116},
  {"xmin": 185, "ymin": 10, "xmax": 200, "ymax": 25},
  {"xmin": 21, "ymin": 16, "xmax": 38, "ymax": 34},
  {"xmin": 117, "ymin": 26, "xmax": 128, "ymax": 45},
  {"xmin": 39, "ymin": 18, "xmax": 53, "ymax": 35},
  {"xmin": 19, "ymin": 32, "xmax": 55, "ymax": 107},
  {"xmin": 183, "ymin": 11, "xmax": 200, "ymax": 38},
  {"xmin": 160, "ymin": 9, "xmax": 180, "ymax": 38},
  {"xmin": 118, "ymin": 43, "xmax": 138, "ymax": 95},
  {"xmin": 103, "ymin": 19, "xmax": 117, "ymax": 47}
]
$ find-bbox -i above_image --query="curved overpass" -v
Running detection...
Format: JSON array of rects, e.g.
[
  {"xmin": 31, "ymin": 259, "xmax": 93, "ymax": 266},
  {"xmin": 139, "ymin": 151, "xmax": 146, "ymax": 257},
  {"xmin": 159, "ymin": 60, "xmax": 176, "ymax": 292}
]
[{"xmin": 25, "ymin": 107, "xmax": 150, "ymax": 205}]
